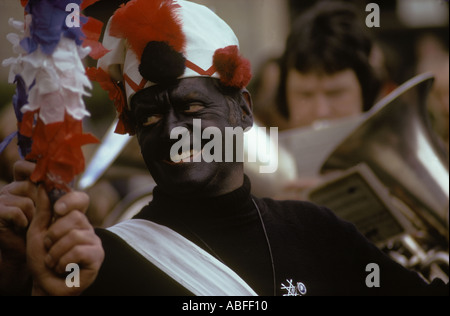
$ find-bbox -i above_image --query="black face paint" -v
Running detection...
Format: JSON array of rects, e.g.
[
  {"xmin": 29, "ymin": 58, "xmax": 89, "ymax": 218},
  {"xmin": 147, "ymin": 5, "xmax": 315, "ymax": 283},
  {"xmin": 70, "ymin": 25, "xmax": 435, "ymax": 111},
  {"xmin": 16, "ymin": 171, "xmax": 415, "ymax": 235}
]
[{"xmin": 130, "ymin": 77, "xmax": 251, "ymax": 198}]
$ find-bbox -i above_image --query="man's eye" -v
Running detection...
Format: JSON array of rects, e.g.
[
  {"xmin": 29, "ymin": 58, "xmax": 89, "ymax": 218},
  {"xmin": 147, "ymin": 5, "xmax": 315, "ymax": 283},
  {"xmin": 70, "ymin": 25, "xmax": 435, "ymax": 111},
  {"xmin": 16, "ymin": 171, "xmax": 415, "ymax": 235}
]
[
  {"xmin": 143, "ymin": 115, "xmax": 162, "ymax": 126},
  {"xmin": 184, "ymin": 104, "xmax": 205, "ymax": 113}
]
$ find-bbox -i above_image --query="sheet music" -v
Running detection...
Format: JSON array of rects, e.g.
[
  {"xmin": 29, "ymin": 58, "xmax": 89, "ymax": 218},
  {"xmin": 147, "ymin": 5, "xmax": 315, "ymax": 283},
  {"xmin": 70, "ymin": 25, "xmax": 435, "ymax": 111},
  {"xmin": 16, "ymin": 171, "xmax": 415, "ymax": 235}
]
[{"xmin": 278, "ymin": 116, "xmax": 364, "ymax": 178}]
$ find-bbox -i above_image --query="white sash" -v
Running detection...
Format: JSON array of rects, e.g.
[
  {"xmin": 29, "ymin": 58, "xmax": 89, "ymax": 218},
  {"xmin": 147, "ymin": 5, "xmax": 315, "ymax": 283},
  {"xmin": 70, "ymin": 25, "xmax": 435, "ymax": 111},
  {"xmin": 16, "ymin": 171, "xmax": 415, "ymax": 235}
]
[{"xmin": 107, "ymin": 219, "xmax": 258, "ymax": 296}]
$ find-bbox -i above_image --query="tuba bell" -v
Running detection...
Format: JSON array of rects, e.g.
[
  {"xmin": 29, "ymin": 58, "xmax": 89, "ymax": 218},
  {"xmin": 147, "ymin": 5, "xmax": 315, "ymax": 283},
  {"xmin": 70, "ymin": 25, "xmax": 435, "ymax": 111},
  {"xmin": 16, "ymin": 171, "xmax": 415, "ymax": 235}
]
[{"xmin": 309, "ymin": 73, "xmax": 449, "ymax": 282}]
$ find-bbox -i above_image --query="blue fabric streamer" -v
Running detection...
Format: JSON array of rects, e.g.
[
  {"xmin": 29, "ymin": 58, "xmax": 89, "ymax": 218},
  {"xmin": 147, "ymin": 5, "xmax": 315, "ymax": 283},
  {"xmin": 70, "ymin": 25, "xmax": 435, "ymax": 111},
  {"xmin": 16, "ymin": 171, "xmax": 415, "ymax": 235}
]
[
  {"xmin": 12, "ymin": 75, "xmax": 28, "ymax": 122},
  {"xmin": 21, "ymin": 0, "xmax": 85, "ymax": 55},
  {"xmin": 12, "ymin": 75, "xmax": 33, "ymax": 158},
  {"xmin": 0, "ymin": 131, "xmax": 18, "ymax": 155}
]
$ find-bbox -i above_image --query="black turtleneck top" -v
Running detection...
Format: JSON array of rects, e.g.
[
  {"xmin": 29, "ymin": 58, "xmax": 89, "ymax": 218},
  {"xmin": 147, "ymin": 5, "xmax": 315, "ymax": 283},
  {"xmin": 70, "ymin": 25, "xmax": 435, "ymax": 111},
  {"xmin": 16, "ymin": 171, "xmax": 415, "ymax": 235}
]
[
  {"xmin": 134, "ymin": 176, "xmax": 275, "ymax": 295},
  {"xmin": 84, "ymin": 176, "xmax": 448, "ymax": 296}
]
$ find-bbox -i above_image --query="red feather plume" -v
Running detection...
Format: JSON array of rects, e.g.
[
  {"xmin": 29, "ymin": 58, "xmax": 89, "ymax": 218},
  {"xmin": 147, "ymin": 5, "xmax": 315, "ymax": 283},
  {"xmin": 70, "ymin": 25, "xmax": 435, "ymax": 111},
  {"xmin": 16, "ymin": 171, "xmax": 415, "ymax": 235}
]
[{"xmin": 109, "ymin": 0, "xmax": 185, "ymax": 59}]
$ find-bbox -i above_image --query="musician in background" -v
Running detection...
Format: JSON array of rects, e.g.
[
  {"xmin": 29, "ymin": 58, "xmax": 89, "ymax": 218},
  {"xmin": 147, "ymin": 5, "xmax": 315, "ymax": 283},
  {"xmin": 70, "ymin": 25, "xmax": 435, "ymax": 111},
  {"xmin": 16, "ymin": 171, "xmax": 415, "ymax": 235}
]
[
  {"xmin": 250, "ymin": 1, "xmax": 395, "ymax": 199},
  {"xmin": 254, "ymin": 1, "xmax": 382, "ymax": 131}
]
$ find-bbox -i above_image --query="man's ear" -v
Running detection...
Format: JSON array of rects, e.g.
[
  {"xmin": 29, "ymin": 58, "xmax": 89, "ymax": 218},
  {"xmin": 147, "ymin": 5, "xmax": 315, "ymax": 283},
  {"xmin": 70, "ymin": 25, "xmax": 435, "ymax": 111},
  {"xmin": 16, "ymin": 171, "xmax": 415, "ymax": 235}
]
[{"xmin": 240, "ymin": 89, "xmax": 254, "ymax": 129}]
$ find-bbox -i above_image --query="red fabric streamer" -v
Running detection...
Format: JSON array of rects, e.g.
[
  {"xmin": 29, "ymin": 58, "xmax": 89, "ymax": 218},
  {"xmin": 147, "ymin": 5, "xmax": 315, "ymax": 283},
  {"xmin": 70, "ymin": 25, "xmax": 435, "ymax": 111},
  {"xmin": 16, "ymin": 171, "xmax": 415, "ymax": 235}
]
[
  {"xmin": 19, "ymin": 110, "xmax": 36, "ymax": 138},
  {"xmin": 82, "ymin": 17, "xmax": 110, "ymax": 59},
  {"xmin": 86, "ymin": 67, "xmax": 135, "ymax": 135},
  {"xmin": 25, "ymin": 113, "xmax": 99, "ymax": 191}
]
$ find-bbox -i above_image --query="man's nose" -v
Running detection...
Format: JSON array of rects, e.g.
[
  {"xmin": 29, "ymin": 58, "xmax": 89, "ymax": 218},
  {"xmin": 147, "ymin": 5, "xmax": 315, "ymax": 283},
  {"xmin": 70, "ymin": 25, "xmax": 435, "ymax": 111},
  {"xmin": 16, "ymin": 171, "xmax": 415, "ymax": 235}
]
[
  {"xmin": 161, "ymin": 110, "xmax": 179, "ymax": 139},
  {"xmin": 161, "ymin": 110, "xmax": 192, "ymax": 140}
]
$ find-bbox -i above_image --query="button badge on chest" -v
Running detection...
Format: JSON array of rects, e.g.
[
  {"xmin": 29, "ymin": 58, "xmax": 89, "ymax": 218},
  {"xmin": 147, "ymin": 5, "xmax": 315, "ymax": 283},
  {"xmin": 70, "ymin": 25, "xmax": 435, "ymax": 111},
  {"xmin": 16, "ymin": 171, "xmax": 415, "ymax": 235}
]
[{"xmin": 281, "ymin": 279, "xmax": 307, "ymax": 296}]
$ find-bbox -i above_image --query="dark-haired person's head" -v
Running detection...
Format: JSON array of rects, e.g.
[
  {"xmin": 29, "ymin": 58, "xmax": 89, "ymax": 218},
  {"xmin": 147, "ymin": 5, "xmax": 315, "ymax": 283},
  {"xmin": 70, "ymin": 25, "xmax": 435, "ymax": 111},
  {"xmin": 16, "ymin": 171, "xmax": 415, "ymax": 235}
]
[{"xmin": 277, "ymin": 1, "xmax": 380, "ymax": 128}]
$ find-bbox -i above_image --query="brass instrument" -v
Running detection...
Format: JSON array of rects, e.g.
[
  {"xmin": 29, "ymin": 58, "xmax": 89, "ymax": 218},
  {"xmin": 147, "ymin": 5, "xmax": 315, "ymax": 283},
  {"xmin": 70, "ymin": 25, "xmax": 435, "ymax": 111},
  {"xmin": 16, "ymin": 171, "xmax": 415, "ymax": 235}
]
[{"xmin": 308, "ymin": 73, "xmax": 449, "ymax": 283}]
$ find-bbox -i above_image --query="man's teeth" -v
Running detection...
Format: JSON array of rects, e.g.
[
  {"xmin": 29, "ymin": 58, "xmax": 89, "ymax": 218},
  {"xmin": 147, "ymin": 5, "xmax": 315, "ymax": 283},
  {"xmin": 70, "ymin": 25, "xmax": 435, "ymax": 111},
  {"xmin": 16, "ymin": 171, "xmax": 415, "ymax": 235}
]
[{"xmin": 171, "ymin": 149, "xmax": 200, "ymax": 162}]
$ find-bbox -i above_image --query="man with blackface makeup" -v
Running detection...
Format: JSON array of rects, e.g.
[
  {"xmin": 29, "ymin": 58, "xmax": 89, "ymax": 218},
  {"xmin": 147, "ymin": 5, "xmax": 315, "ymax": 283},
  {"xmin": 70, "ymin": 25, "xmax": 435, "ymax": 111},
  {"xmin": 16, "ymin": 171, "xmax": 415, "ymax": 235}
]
[{"xmin": 0, "ymin": 0, "xmax": 448, "ymax": 296}]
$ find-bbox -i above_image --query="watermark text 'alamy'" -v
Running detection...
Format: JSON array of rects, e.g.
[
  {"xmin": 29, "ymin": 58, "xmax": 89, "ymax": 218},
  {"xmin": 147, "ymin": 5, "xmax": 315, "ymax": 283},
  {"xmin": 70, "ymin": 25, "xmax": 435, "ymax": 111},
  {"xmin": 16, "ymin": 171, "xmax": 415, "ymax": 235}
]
[{"xmin": 170, "ymin": 119, "xmax": 279, "ymax": 174}]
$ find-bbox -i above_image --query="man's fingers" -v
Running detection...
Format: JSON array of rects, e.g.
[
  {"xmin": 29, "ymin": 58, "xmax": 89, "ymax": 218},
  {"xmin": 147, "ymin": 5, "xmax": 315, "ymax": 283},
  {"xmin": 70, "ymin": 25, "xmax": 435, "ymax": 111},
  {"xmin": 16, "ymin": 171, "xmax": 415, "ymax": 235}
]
[
  {"xmin": 1, "ymin": 180, "xmax": 38, "ymax": 210},
  {"xmin": 1, "ymin": 180, "xmax": 37, "ymax": 198},
  {"xmin": 34, "ymin": 241, "xmax": 103, "ymax": 296},
  {"xmin": 13, "ymin": 160, "xmax": 36, "ymax": 181},
  {"xmin": 53, "ymin": 191, "xmax": 90, "ymax": 218},
  {"xmin": 0, "ymin": 192, "xmax": 35, "ymax": 226},
  {"xmin": 45, "ymin": 229, "xmax": 96, "ymax": 270},
  {"xmin": 30, "ymin": 186, "xmax": 53, "ymax": 231},
  {"xmin": 55, "ymin": 244, "xmax": 104, "ymax": 276},
  {"xmin": 0, "ymin": 206, "xmax": 29, "ymax": 230},
  {"xmin": 44, "ymin": 211, "xmax": 89, "ymax": 249}
]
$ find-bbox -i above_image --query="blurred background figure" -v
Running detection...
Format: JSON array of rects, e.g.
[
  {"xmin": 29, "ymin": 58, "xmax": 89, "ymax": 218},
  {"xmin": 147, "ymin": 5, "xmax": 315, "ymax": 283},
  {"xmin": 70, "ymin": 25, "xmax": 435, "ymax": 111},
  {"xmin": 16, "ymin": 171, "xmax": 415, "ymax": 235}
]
[
  {"xmin": 250, "ymin": 1, "xmax": 393, "ymax": 200},
  {"xmin": 254, "ymin": 1, "xmax": 383, "ymax": 131}
]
